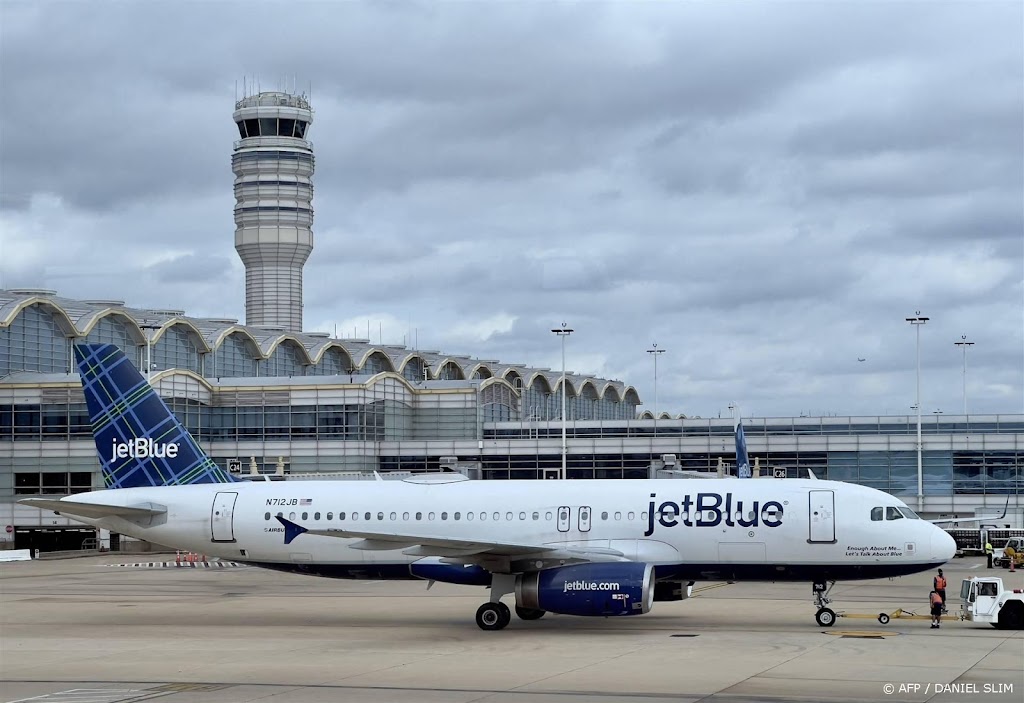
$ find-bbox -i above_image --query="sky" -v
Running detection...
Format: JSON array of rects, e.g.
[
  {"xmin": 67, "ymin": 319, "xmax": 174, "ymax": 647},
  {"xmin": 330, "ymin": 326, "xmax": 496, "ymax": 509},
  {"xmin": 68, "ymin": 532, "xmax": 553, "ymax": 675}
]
[{"xmin": 1, "ymin": 1, "xmax": 1022, "ymax": 419}]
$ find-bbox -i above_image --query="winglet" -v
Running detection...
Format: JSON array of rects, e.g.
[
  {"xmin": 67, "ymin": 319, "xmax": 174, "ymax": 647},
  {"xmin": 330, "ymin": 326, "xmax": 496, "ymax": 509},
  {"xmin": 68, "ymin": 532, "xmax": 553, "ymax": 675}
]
[{"xmin": 275, "ymin": 515, "xmax": 308, "ymax": 545}]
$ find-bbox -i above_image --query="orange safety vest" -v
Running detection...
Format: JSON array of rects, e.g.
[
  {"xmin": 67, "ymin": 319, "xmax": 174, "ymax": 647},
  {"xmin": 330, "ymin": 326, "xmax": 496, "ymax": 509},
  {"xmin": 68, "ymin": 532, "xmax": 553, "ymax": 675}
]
[
  {"xmin": 930, "ymin": 592, "xmax": 943, "ymax": 606},
  {"xmin": 935, "ymin": 576, "xmax": 946, "ymax": 590}
]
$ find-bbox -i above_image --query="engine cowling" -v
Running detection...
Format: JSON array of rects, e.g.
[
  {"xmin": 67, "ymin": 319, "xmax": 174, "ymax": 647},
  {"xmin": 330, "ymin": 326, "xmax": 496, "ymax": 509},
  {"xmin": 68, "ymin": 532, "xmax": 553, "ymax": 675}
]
[
  {"xmin": 409, "ymin": 558, "xmax": 492, "ymax": 586},
  {"xmin": 515, "ymin": 563, "xmax": 654, "ymax": 617}
]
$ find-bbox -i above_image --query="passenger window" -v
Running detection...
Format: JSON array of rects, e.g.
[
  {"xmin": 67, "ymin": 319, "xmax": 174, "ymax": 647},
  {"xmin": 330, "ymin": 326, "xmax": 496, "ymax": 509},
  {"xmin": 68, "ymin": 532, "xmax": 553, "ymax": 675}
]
[
  {"xmin": 480, "ymin": 512, "xmax": 487, "ymax": 521},
  {"xmin": 467, "ymin": 512, "xmax": 474, "ymax": 521},
  {"xmin": 628, "ymin": 512, "xmax": 635, "ymax": 520},
  {"xmin": 276, "ymin": 512, "xmax": 283, "ymax": 518},
  {"xmin": 641, "ymin": 511, "xmax": 648, "ymax": 522},
  {"xmin": 454, "ymin": 512, "xmax": 461, "ymax": 520},
  {"xmin": 364, "ymin": 512, "xmax": 370, "ymax": 520},
  {"xmin": 264, "ymin": 512, "xmax": 271, "ymax": 520},
  {"xmin": 601, "ymin": 511, "xmax": 608, "ymax": 520},
  {"xmin": 289, "ymin": 512, "xmax": 296, "ymax": 520},
  {"xmin": 871, "ymin": 507, "xmax": 883, "ymax": 521},
  {"xmin": 506, "ymin": 512, "xmax": 513, "ymax": 521},
  {"xmin": 352, "ymin": 512, "xmax": 358, "ymax": 520},
  {"xmin": 302, "ymin": 512, "xmax": 308, "ymax": 520},
  {"xmin": 314, "ymin": 512, "xmax": 320, "ymax": 520},
  {"xmin": 339, "ymin": 512, "xmax": 345, "ymax": 520},
  {"xmin": 377, "ymin": 512, "xmax": 384, "ymax": 521},
  {"xmin": 519, "ymin": 512, "xmax": 526, "ymax": 520},
  {"xmin": 614, "ymin": 511, "xmax": 622, "ymax": 520},
  {"xmin": 441, "ymin": 512, "xmax": 448, "ymax": 520},
  {"xmin": 403, "ymin": 512, "xmax": 409, "ymax": 520},
  {"xmin": 326, "ymin": 512, "xmax": 333, "ymax": 520},
  {"xmin": 886, "ymin": 507, "xmax": 904, "ymax": 520},
  {"xmin": 493, "ymin": 512, "xmax": 500, "ymax": 521},
  {"xmin": 390, "ymin": 512, "xmax": 397, "ymax": 521},
  {"xmin": 416, "ymin": 512, "xmax": 422, "ymax": 520},
  {"xmin": 428, "ymin": 512, "xmax": 435, "ymax": 520},
  {"xmin": 532, "ymin": 512, "xmax": 539, "ymax": 520},
  {"xmin": 545, "ymin": 511, "xmax": 552, "ymax": 520}
]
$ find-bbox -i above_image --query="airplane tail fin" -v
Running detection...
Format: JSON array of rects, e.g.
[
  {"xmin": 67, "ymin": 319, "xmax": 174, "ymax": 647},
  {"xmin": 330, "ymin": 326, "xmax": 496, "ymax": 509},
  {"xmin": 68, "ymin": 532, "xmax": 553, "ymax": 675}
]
[
  {"xmin": 735, "ymin": 420, "xmax": 751, "ymax": 478},
  {"xmin": 74, "ymin": 343, "xmax": 240, "ymax": 489}
]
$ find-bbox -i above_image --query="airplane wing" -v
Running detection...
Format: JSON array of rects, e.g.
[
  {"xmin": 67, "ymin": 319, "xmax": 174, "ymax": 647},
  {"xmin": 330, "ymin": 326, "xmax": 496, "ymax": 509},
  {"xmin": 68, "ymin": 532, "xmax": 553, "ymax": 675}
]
[
  {"xmin": 19, "ymin": 498, "xmax": 167, "ymax": 520},
  {"xmin": 931, "ymin": 496, "xmax": 1009, "ymax": 526},
  {"xmin": 274, "ymin": 516, "xmax": 625, "ymax": 561}
]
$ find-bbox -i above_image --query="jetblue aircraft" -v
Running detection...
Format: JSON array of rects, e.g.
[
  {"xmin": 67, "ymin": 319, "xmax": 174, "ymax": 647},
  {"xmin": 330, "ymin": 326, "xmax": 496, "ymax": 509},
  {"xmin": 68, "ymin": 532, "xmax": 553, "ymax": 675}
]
[{"xmin": 21, "ymin": 344, "xmax": 957, "ymax": 630}]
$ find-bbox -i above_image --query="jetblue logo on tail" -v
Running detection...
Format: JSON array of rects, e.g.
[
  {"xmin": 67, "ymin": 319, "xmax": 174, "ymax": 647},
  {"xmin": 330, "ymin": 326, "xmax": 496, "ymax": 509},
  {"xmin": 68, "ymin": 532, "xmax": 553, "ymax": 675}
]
[{"xmin": 111, "ymin": 438, "xmax": 180, "ymax": 460}]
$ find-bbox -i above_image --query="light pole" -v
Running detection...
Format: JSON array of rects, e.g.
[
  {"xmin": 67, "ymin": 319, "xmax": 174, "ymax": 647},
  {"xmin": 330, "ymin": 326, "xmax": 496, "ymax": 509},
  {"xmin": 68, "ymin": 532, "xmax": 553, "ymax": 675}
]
[
  {"xmin": 140, "ymin": 323, "xmax": 162, "ymax": 383},
  {"xmin": 905, "ymin": 312, "xmax": 929, "ymax": 510},
  {"xmin": 954, "ymin": 336, "xmax": 974, "ymax": 415},
  {"xmin": 647, "ymin": 343, "xmax": 666, "ymax": 436},
  {"xmin": 551, "ymin": 323, "xmax": 574, "ymax": 480}
]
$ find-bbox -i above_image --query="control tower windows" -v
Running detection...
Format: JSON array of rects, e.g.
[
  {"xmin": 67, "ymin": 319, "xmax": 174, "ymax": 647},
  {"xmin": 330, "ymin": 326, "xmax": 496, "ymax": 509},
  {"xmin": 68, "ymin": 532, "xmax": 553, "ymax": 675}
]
[
  {"xmin": 243, "ymin": 119, "xmax": 259, "ymax": 137},
  {"xmin": 278, "ymin": 118, "xmax": 295, "ymax": 137},
  {"xmin": 236, "ymin": 122, "xmax": 247, "ymax": 139},
  {"xmin": 294, "ymin": 121, "xmax": 307, "ymax": 138},
  {"xmin": 260, "ymin": 118, "xmax": 277, "ymax": 136}
]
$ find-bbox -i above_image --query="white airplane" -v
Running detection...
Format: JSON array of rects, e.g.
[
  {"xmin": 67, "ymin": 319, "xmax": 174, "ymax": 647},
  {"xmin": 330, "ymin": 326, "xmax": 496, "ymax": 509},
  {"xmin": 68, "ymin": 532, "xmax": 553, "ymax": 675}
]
[{"xmin": 21, "ymin": 344, "xmax": 957, "ymax": 630}]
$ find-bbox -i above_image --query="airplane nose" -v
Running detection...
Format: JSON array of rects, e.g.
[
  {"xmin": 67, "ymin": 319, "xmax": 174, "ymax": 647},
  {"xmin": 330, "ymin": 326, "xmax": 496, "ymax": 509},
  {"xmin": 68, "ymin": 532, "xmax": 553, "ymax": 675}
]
[{"xmin": 932, "ymin": 528, "xmax": 957, "ymax": 561}]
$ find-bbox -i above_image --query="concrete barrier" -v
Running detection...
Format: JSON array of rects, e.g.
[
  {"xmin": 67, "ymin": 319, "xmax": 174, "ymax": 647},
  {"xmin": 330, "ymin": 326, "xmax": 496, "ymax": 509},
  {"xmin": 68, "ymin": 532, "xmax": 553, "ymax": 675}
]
[{"xmin": 0, "ymin": 549, "xmax": 34, "ymax": 562}]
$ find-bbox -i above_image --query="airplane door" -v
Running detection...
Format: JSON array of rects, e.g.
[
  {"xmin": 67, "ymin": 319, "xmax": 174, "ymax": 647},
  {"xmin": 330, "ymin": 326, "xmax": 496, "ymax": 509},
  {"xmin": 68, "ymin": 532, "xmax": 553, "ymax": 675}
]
[
  {"xmin": 557, "ymin": 506, "xmax": 571, "ymax": 532},
  {"xmin": 808, "ymin": 490, "xmax": 836, "ymax": 543},
  {"xmin": 578, "ymin": 506, "xmax": 591, "ymax": 532},
  {"xmin": 211, "ymin": 491, "xmax": 238, "ymax": 542}
]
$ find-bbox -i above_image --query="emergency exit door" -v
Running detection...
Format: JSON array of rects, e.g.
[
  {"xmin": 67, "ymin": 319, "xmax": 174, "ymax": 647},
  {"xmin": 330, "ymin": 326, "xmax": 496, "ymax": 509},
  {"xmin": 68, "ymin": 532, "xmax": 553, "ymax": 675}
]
[
  {"xmin": 808, "ymin": 490, "xmax": 835, "ymax": 543},
  {"xmin": 211, "ymin": 491, "xmax": 238, "ymax": 542}
]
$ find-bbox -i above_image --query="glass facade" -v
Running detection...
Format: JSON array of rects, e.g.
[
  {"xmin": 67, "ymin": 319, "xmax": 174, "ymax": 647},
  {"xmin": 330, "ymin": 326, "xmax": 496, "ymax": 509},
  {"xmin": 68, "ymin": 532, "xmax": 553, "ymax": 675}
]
[
  {"xmin": 309, "ymin": 347, "xmax": 352, "ymax": 376},
  {"xmin": 0, "ymin": 304, "xmax": 71, "ymax": 376},
  {"xmin": 84, "ymin": 314, "xmax": 140, "ymax": 365},
  {"xmin": 210, "ymin": 332, "xmax": 258, "ymax": 378},
  {"xmin": 151, "ymin": 325, "xmax": 202, "ymax": 375},
  {"xmin": 260, "ymin": 340, "xmax": 307, "ymax": 377}
]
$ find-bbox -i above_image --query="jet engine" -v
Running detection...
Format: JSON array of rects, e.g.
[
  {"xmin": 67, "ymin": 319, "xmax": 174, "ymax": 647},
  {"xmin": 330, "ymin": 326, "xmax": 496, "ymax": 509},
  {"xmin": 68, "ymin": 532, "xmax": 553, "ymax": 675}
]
[{"xmin": 515, "ymin": 562, "xmax": 654, "ymax": 617}]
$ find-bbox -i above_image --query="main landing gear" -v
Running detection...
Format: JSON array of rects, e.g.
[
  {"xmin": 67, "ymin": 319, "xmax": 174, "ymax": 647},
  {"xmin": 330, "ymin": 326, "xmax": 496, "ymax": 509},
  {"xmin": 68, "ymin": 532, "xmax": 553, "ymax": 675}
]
[
  {"xmin": 813, "ymin": 580, "xmax": 837, "ymax": 627},
  {"xmin": 474, "ymin": 574, "xmax": 547, "ymax": 631}
]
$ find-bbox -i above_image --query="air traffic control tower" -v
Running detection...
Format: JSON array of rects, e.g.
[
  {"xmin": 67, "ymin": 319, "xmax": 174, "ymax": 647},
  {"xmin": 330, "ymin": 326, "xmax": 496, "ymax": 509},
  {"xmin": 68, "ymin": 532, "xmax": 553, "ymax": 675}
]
[{"xmin": 232, "ymin": 91, "xmax": 314, "ymax": 332}]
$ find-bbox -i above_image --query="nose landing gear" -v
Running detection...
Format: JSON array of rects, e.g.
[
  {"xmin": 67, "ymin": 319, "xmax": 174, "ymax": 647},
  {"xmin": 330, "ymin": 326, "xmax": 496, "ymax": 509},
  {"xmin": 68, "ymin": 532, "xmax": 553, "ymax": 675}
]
[{"xmin": 813, "ymin": 580, "xmax": 837, "ymax": 627}]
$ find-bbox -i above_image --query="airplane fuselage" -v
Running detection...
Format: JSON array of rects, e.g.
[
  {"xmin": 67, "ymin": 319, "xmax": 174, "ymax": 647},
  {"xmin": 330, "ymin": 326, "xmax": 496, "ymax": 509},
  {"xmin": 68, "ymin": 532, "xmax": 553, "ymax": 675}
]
[{"xmin": 62, "ymin": 477, "xmax": 952, "ymax": 582}]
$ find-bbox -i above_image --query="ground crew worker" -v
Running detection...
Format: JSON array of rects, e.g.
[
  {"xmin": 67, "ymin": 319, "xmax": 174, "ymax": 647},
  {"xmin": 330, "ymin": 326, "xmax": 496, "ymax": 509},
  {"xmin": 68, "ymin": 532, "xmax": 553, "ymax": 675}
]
[
  {"xmin": 934, "ymin": 569, "xmax": 947, "ymax": 613},
  {"xmin": 929, "ymin": 590, "xmax": 943, "ymax": 628},
  {"xmin": 985, "ymin": 541, "xmax": 994, "ymax": 568}
]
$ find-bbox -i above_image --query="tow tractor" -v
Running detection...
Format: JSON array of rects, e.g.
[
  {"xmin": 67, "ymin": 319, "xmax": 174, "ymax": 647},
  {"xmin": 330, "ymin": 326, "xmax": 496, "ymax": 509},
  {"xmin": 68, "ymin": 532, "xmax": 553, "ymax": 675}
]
[
  {"xmin": 993, "ymin": 538, "xmax": 1024, "ymax": 569},
  {"xmin": 959, "ymin": 576, "xmax": 1024, "ymax": 629}
]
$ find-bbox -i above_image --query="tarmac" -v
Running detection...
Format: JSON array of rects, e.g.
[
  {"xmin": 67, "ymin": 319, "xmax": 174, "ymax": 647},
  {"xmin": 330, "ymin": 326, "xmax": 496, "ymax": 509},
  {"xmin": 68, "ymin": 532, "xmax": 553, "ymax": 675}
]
[{"xmin": 1, "ymin": 554, "xmax": 1021, "ymax": 703}]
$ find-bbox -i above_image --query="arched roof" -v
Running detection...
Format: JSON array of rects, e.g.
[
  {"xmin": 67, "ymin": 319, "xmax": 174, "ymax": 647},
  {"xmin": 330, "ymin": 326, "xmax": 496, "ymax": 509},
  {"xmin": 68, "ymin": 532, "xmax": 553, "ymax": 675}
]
[
  {"xmin": 262, "ymin": 334, "xmax": 314, "ymax": 365},
  {"xmin": 479, "ymin": 376, "xmax": 517, "ymax": 393},
  {"xmin": 397, "ymin": 353, "xmax": 430, "ymax": 376},
  {"xmin": 552, "ymin": 377, "xmax": 577, "ymax": 397},
  {"xmin": 502, "ymin": 368, "xmax": 525, "ymax": 386},
  {"xmin": 468, "ymin": 363, "xmax": 493, "ymax": 379},
  {"xmin": 147, "ymin": 318, "xmax": 212, "ymax": 352},
  {"xmin": 578, "ymin": 380, "xmax": 599, "ymax": 400},
  {"xmin": 308, "ymin": 341, "xmax": 355, "ymax": 369},
  {"xmin": 623, "ymin": 387, "xmax": 642, "ymax": 405},
  {"xmin": 0, "ymin": 296, "xmax": 78, "ymax": 336},
  {"xmin": 525, "ymin": 372, "xmax": 553, "ymax": 393},
  {"xmin": 357, "ymin": 348, "xmax": 396, "ymax": 373},
  {"xmin": 638, "ymin": 410, "xmax": 655, "ymax": 420},
  {"xmin": 600, "ymin": 382, "xmax": 622, "ymax": 402},
  {"xmin": 363, "ymin": 371, "xmax": 415, "ymax": 394},
  {"xmin": 434, "ymin": 358, "xmax": 466, "ymax": 380},
  {"xmin": 207, "ymin": 325, "xmax": 263, "ymax": 356},
  {"xmin": 78, "ymin": 309, "xmax": 148, "ymax": 345}
]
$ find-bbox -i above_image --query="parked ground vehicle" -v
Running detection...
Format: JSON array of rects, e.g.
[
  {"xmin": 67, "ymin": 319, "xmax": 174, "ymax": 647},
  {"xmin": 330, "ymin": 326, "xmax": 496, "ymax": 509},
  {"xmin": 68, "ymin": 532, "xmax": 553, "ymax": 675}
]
[
  {"xmin": 959, "ymin": 577, "xmax": 1024, "ymax": 629},
  {"xmin": 993, "ymin": 537, "xmax": 1023, "ymax": 568}
]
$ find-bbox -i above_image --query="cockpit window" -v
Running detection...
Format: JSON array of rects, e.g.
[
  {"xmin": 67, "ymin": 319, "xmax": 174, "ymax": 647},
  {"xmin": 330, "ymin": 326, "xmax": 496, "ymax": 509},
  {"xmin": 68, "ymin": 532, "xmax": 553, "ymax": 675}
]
[
  {"xmin": 898, "ymin": 507, "xmax": 921, "ymax": 519},
  {"xmin": 871, "ymin": 507, "xmax": 883, "ymax": 521},
  {"xmin": 886, "ymin": 507, "xmax": 904, "ymax": 520}
]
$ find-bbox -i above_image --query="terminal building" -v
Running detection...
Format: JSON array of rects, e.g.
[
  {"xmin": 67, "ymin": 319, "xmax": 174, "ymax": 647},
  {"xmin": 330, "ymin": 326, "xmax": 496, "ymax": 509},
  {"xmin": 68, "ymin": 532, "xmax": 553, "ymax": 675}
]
[{"xmin": 1, "ymin": 88, "xmax": 1021, "ymax": 551}]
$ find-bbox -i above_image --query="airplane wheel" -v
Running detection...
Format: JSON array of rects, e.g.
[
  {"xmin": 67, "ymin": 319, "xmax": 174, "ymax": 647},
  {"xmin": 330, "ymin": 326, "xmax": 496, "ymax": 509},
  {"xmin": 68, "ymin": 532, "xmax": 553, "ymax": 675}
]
[
  {"xmin": 476, "ymin": 602, "xmax": 510, "ymax": 631},
  {"xmin": 516, "ymin": 606, "xmax": 546, "ymax": 621},
  {"xmin": 816, "ymin": 607, "xmax": 836, "ymax": 627},
  {"xmin": 878, "ymin": 613, "xmax": 890, "ymax": 625}
]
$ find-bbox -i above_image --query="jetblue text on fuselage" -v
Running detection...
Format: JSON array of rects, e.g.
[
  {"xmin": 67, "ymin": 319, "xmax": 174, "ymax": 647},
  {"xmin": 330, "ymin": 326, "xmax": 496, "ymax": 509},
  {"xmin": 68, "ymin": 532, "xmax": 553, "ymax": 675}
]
[
  {"xmin": 644, "ymin": 492, "xmax": 784, "ymax": 536},
  {"xmin": 110, "ymin": 437, "xmax": 179, "ymax": 460}
]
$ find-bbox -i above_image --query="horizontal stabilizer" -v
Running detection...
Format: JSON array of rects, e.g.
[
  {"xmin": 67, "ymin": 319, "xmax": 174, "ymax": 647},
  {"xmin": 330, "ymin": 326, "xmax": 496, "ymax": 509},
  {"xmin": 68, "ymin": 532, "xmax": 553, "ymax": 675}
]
[{"xmin": 19, "ymin": 498, "xmax": 166, "ymax": 520}]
